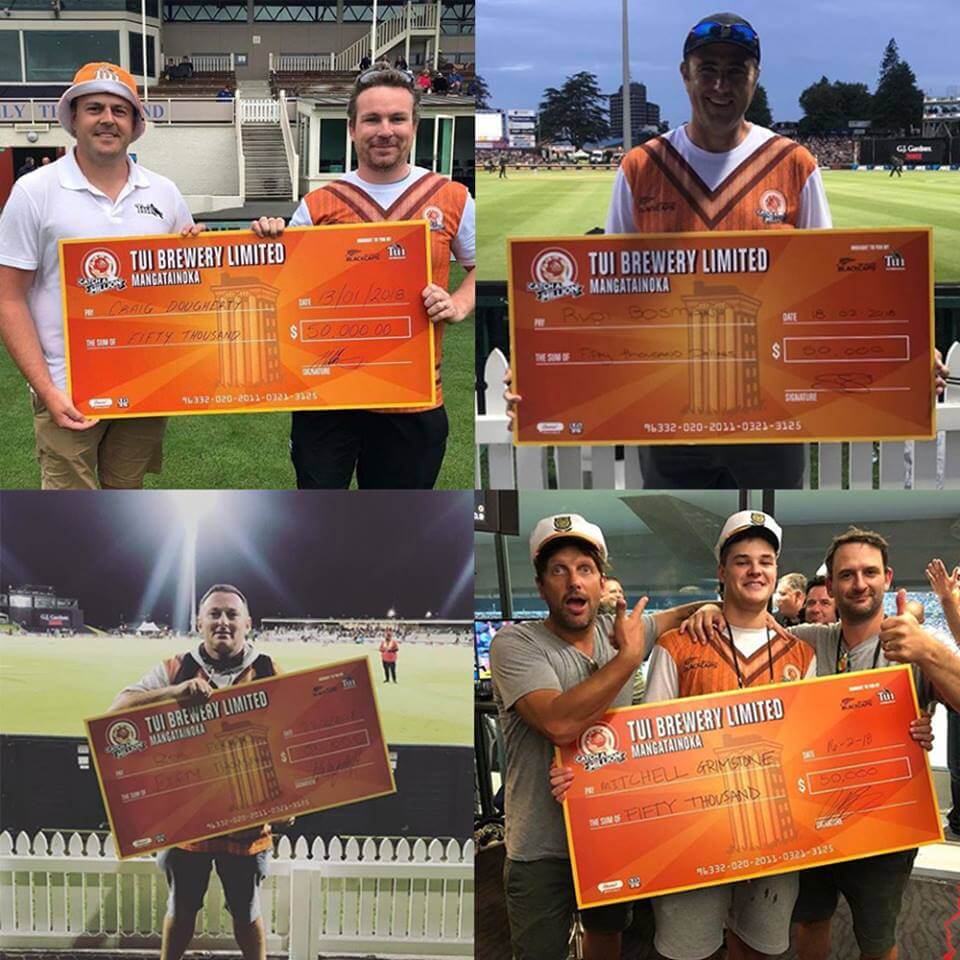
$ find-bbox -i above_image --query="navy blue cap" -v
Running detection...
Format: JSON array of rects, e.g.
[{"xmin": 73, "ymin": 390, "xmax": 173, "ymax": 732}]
[{"xmin": 684, "ymin": 13, "xmax": 761, "ymax": 64}]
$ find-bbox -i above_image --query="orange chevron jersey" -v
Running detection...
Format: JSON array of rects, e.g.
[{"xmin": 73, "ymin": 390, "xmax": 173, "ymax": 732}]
[
  {"xmin": 294, "ymin": 168, "xmax": 474, "ymax": 410},
  {"xmin": 159, "ymin": 652, "xmax": 280, "ymax": 855},
  {"xmin": 648, "ymin": 625, "xmax": 815, "ymax": 701},
  {"xmin": 608, "ymin": 124, "xmax": 831, "ymax": 234}
]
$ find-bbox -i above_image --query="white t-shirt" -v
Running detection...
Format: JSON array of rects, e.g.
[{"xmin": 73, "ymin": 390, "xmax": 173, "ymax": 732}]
[
  {"xmin": 644, "ymin": 624, "xmax": 818, "ymax": 703},
  {"xmin": 0, "ymin": 147, "xmax": 193, "ymax": 392},
  {"xmin": 606, "ymin": 123, "xmax": 833, "ymax": 234},
  {"xmin": 289, "ymin": 165, "xmax": 476, "ymax": 266}
]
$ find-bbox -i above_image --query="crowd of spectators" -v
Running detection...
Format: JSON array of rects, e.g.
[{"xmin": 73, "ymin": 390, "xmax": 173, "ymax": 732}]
[
  {"xmin": 796, "ymin": 135, "xmax": 857, "ymax": 167},
  {"xmin": 358, "ymin": 55, "xmax": 471, "ymax": 97},
  {"xmin": 258, "ymin": 621, "xmax": 471, "ymax": 645}
]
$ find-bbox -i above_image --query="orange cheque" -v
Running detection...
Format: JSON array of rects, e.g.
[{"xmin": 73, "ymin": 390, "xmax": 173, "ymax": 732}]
[
  {"xmin": 86, "ymin": 657, "xmax": 394, "ymax": 858},
  {"xmin": 558, "ymin": 666, "xmax": 941, "ymax": 909},
  {"xmin": 61, "ymin": 222, "xmax": 434, "ymax": 417},
  {"xmin": 510, "ymin": 228, "xmax": 933, "ymax": 445}
]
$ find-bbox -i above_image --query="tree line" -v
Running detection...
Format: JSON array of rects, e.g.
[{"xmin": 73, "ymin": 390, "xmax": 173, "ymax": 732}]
[{"xmin": 478, "ymin": 39, "xmax": 925, "ymax": 148}]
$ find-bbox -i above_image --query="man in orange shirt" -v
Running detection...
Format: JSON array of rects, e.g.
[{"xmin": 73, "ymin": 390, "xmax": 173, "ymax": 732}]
[
  {"xmin": 110, "ymin": 584, "xmax": 287, "ymax": 960},
  {"xmin": 380, "ymin": 627, "xmax": 400, "ymax": 682},
  {"xmin": 253, "ymin": 68, "xmax": 475, "ymax": 489}
]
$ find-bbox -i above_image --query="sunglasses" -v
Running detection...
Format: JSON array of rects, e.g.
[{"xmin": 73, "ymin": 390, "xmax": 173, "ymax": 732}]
[
  {"xmin": 356, "ymin": 68, "xmax": 415, "ymax": 89},
  {"xmin": 687, "ymin": 21, "xmax": 759, "ymax": 46}
]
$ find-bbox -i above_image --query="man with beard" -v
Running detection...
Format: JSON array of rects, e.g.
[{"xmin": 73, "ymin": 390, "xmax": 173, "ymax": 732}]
[
  {"xmin": 110, "ymin": 584, "xmax": 287, "ymax": 960},
  {"xmin": 252, "ymin": 68, "xmax": 475, "ymax": 489},
  {"xmin": 685, "ymin": 528, "xmax": 960, "ymax": 960},
  {"xmin": 803, "ymin": 575, "xmax": 837, "ymax": 624},
  {"xmin": 490, "ymin": 514, "xmax": 708, "ymax": 960},
  {"xmin": 642, "ymin": 511, "xmax": 815, "ymax": 960}
]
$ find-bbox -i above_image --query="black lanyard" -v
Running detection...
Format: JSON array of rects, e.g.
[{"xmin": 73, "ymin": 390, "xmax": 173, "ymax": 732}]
[
  {"xmin": 835, "ymin": 631, "xmax": 883, "ymax": 673},
  {"xmin": 725, "ymin": 625, "xmax": 774, "ymax": 688}
]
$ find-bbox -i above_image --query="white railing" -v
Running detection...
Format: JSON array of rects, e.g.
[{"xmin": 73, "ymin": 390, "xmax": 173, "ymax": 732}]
[
  {"xmin": 333, "ymin": 1, "xmax": 436, "ymax": 72},
  {"xmin": 0, "ymin": 830, "xmax": 473, "ymax": 958},
  {"xmin": 191, "ymin": 53, "xmax": 234, "ymax": 73},
  {"xmin": 238, "ymin": 97, "xmax": 281, "ymax": 123},
  {"xmin": 278, "ymin": 90, "xmax": 300, "ymax": 202},
  {"xmin": 476, "ymin": 342, "xmax": 960, "ymax": 490},
  {"xmin": 270, "ymin": 52, "xmax": 334, "ymax": 72},
  {"xmin": 235, "ymin": 106, "xmax": 246, "ymax": 199},
  {"xmin": 409, "ymin": 1, "xmax": 439, "ymax": 30}
]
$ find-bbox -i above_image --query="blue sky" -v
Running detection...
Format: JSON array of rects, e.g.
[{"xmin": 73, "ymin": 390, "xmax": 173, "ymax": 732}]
[{"xmin": 478, "ymin": 0, "xmax": 959, "ymax": 125}]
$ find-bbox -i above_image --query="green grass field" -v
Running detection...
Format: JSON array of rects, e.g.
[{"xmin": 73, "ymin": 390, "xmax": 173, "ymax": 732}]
[
  {"xmin": 477, "ymin": 168, "xmax": 960, "ymax": 283},
  {"xmin": 0, "ymin": 636, "xmax": 472, "ymax": 745},
  {"xmin": 0, "ymin": 268, "xmax": 473, "ymax": 489}
]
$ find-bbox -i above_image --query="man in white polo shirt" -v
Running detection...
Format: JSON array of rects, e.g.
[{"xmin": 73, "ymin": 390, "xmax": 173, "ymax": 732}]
[{"xmin": 0, "ymin": 62, "xmax": 202, "ymax": 489}]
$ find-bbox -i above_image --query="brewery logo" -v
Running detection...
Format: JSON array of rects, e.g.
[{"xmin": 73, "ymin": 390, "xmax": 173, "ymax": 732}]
[
  {"xmin": 574, "ymin": 722, "xmax": 626, "ymax": 772},
  {"xmin": 104, "ymin": 719, "xmax": 147, "ymax": 758},
  {"xmin": 79, "ymin": 249, "xmax": 126, "ymax": 294},
  {"xmin": 423, "ymin": 206, "xmax": 444, "ymax": 231},
  {"xmin": 757, "ymin": 189, "xmax": 787, "ymax": 224},
  {"xmin": 527, "ymin": 248, "xmax": 583, "ymax": 302}
]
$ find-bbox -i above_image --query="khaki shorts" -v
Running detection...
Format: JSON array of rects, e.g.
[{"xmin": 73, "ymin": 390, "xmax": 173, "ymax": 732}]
[{"xmin": 32, "ymin": 391, "xmax": 166, "ymax": 489}]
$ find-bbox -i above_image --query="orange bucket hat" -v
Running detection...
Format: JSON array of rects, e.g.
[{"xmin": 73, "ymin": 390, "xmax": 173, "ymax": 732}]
[{"xmin": 57, "ymin": 62, "xmax": 146, "ymax": 141}]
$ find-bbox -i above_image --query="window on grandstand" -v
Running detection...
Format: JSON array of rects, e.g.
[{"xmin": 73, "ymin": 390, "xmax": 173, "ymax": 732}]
[
  {"xmin": 414, "ymin": 116, "xmax": 434, "ymax": 169},
  {"xmin": 298, "ymin": 119, "xmax": 310, "ymax": 176},
  {"xmin": 0, "ymin": 32, "xmax": 20, "ymax": 82},
  {"xmin": 342, "ymin": 3, "xmax": 374, "ymax": 21},
  {"xmin": 164, "ymin": 1, "xmax": 246, "ymax": 20},
  {"xmin": 129, "ymin": 33, "xmax": 157, "ymax": 76},
  {"xmin": 318, "ymin": 118, "xmax": 347, "ymax": 173},
  {"xmin": 441, "ymin": 2, "xmax": 474, "ymax": 34},
  {"xmin": 254, "ymin": 3, "xmax": 337, "ymax": 20},
  {"xmin": 25, "ymin": 31, "xmax": 120, "ymax": 82}
]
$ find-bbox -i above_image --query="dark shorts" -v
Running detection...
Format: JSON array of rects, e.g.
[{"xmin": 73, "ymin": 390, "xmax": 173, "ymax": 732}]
[
  {"xmin": 290, "ymin": 407, "xmax": 448, "ymax": 489},
  {"xmin": 503, "ymin": 857, "xmax": 632, "ymax": 960},
  {"xmin": 792, "ymin": 849, "xmax": 918, "ymax": 956},
  {"xmin": 157, "ymin": 847, "xmax": 270, "ymax": 923}
]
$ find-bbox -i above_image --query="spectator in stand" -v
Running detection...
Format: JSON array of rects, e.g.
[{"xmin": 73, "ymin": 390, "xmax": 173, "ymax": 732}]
[
  {"xmin": 448, "ymin": 69, "xmax": 463, "ymax": 93},
  {"xmin": 416, "ymin": 69, "xmax": 432, "ymax": 93},
  {"xmin": 358, "ymin": 55, "xmax": 372, "ymax": 71},
  {"xmin": 179, "ymin": 55, "xmax": 193, "ymax": 78},
  {"xmin": 432, "ymin": 71, "xmax": 449, "ymax": 95},
  {"xmin": 15, "ymin": 157, "xmax": 36, "ymax": 180},
  {"xmin": 394, "ymin": 55, "xmax": 408, "ymax": 71},
  {"xmin": 216, "ymin": 86, "xmax": 232, "ymax": 101}
]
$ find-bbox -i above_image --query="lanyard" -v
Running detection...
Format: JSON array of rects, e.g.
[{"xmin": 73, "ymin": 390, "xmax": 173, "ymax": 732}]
[
  {"xmin": 835, "ymin": 631, "xmax": 883, "ymax": 673},
  {"xmin": 725, "ymin": 625, "xmax": 774, "ymax": 689}
]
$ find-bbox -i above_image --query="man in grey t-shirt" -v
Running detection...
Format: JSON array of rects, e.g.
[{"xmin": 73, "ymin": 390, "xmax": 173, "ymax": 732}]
[{"xmin": 491, "ymin": 512, "xmax": 707, "ymax": 960}]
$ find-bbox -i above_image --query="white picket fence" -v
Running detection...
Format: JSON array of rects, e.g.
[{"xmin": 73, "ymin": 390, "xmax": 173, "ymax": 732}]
[
  {"xmin": 270, "ymin": 53, "xmax": 334, "ymax": 72},
  {"xmin": 190, "ymin": 53, "xmax": 234, "ymax": 73},
  {"xmin": 238, "ymin": 98, "xmax": 282, "ymax": 123},
  {"xmin": 476, "ymin": 342, "xmax": 960, "ymax": 490},
  {"xmin": 0, "ymin": 831, "xmax": 473, "ymax": 958}
]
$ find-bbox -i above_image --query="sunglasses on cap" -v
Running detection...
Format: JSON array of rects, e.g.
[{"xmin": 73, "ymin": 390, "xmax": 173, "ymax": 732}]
[
  {"xmin": 356, "ymin": 67, "xmax": 415, "ymax": 89},
  {"xmin": 687, "ymin": 20, "xmax": 758, "ymax": 45}
]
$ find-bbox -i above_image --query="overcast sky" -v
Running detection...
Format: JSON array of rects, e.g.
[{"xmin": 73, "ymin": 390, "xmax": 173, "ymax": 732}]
[
  {"xmin": 478, "ymin": 0, "xmax": 958, "ymax": 125},
  {"xmin": 1, "ymin": 491, "xmax": 473, "ymax": 628}
]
